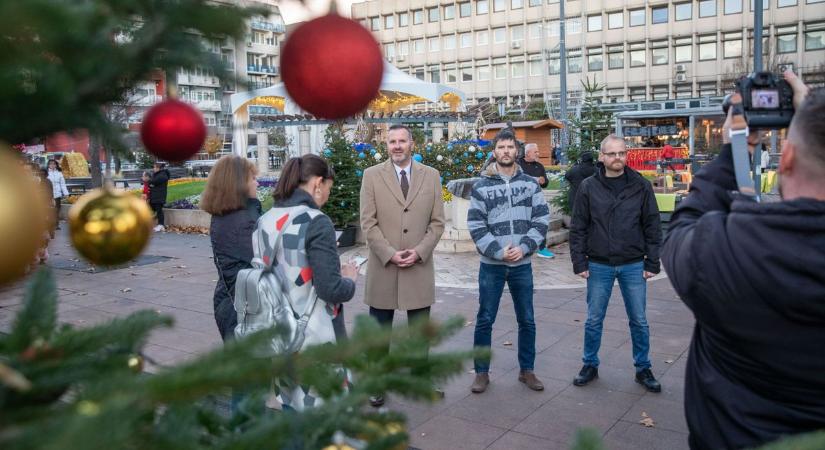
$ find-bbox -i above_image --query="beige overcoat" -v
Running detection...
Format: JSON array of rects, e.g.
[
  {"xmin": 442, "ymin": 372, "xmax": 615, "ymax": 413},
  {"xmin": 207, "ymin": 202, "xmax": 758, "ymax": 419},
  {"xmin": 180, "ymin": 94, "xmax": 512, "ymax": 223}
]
[{"xmin": 360, "ymin": 160, "xmax": 445, "ymax": 310}]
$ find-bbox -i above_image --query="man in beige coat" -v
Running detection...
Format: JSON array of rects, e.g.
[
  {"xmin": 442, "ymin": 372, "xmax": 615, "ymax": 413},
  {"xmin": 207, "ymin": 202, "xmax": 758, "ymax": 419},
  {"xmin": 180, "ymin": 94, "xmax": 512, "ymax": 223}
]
[{"xmin": 360, "ymin": 124, "xmax": 445, "ymax": 407}]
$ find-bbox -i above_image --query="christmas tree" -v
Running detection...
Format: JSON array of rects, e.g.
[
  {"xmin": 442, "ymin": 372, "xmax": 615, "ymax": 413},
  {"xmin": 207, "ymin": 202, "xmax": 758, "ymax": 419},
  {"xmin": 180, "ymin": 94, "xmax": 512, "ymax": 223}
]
[
  {"xmin": 554, "ymin": 78, "xmax": 612, "ymax": 215},
  {"xmin": 322, "ymin": 125, "xmax": 363, "ymax": 228}
]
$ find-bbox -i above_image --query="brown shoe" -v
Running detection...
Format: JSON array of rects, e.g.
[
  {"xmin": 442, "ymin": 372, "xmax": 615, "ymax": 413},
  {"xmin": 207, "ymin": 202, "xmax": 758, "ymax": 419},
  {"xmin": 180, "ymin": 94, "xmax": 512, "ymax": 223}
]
[
  {"xmin": 518, "ymin": 371, "xmax": 544, "ymax": 391},
  {"xmin": 470, "ymin": 373, "xmax": 489, "ymax": 394}
]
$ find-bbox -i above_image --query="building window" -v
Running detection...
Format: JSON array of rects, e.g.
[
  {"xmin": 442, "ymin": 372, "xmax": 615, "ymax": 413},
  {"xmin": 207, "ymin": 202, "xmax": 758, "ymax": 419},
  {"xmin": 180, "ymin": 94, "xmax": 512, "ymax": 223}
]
[
  {"xmin": 651, "ymin": 6, "xmax": 668, "ymax": 24},
  {"xmin": 445, "ymin": 66, "xmax": 457, "ymax": 83},
  {"xmin": 675, "ymin": 3, "xmax": 692, "ymax": 20},
  {"xmin": 805, "ymin": 22, "xmax": 825, "ymax": 50},
  {"xmin": 699, "ymin": 34, "xmax": 717, "ymax": 60},
  {"xmin": 414, "ymin": 39, "xmax": 424, "ymax": 53},
  {"xmin": 494, "ymin": 63, "xmax": 507, "ymax": 79},
  {"xmin": 588, "ymin": 15, "xmax": 602, "ymax": 31},
  {"xmin": 809, "ymin": 0, "xmax": 825, "ymax": 3},
  {"xmin": 429, "ymin": 37, "xmax": 440, "ymax": 52},
  {"xmin": 567, "ymin": 17, "xmax": 582, "ymax": 34},
  {"xmin": 674, "ymin": 84, "xmax": 693, "ymax": 99},
  {"xmin": 748, "ymin": 30, "xmax": 770, "ymax": 55},
  {"xmin": 478, "ymin": 65, "xmax": 490, "ymax": 81},
  {"xmin": 494, "ymin": 27, "xmax": 506, "ymax": 43},
  {"xmin": 608, "ymin": 12, "xmax": 623, "ymax": 29},
  {"xmin": 512, "ymin": 0, "xmax": 524, "ymax": 9},
  {"xmin": 461, "ymin": 64, "xmax": 474, "ymax": 82},
  {"xmin": 651, "ymin": 41, "xmax": 668, "ymax": 65},
  {"xmin": 511, "ymin": 60, "xmax": 525, "ymax": 77},
  {"xmin": 477, "ymin": 30, "xmax": 489, "ymax": 45},
  {"xmin": 548, "ymin": 52, "xmax": 560, "ymax": 74},
  {"xmin": 749, "ymin": 0, "xmax": 770, "ymax": 9},
  {"xmin": 546, "ymin": 19, "xmax": 560, "ymax": 36},
  {"xmin": 608, "ymin": 45, "xmax": 624, "ymax": 69},
  {"xmin": 414, "ymin": 67, "xmax": 425, "ymax": 80},
  {"xmin": 724, "ymin": 0, "xmax": 742, "ymax": 14},
  {"xmin": 698, "ymin": 82, "xmax": 718, "ymax": 96},
  {"xmin": 651, "ymin": 85, "xmax": 669, "ymax": 100},
  {"xmin": 370, "ymin": 17, "xmax": 380, "ymax": 31},
  {"xmin": 777, "ymin": 0, "xmax": 796, "ymax": 5},
  {"xmin": 460, "ymin": 32, "xmax": 472, "ymax": 48},
  {"xmin": 529, "ymin": 0, "xmax": 542, "ymax": 6},
  {"xmin": 444, "ymin": 35, "xmax": 456, "ymax": 50},
  {"xmin": 529, "ymin": 55, "xmax": 543, "ymax": 75},
  {"xmin": 398, "ymin": 12, "xmax": 408, "ymax": 27},
  {"xmin": 398, "ymin": 41, "xmax": 409, "ymax": 55},
  {"xmin": 477, "ymin": 0, "xmax": 489, "ymax": 14},
  {"xmin": 413, "ymin": 10, "xmax": 423, "ymax": 24},
  {"xmin": 607, "ymin": 88, "xmax": 624, "ymax": 103},
  {"xmin": 529, "ymin": 22, "xmax": 541, "ymax": 39},
  {"xmin": 630, "ymin": 42, "xmax": 646, "ymax": 66},
  {"xmin": 587, "ymin": 47, "xmax": 603, "ymax": 71},
  {"xmin": 568, "ymin": 48, "xmax": 582, "ymax": 73},
  {"xmin": 512, "ymin": 25, "xmax": 524, "ymax": 42},
  {"xmin": 429, "ymin": 66, "xmax": 441, "ymax": 83},
  {"xmin": 428, "ymin": 7, "xmax": 439, "ymax": 22},
  {"xmin": 675, "ymin": 37, "xmax": 692, "ymax": 62},
  {"xmin": 384, "ymin": 15, "xmax": 394, "ymax": 29},
  {"xmin": 444, "ymin": 4, "xmax": 455, "ymax": 20},
  {"xmin": 723, "ymin": 32, "xmax": 743, "ymax": 57},
  {"xmin": 629, "ymin": 86, "xmax": 647, "ymax": 101},
  {"xmin": 385, "ymin": 43, "xmax": 395, "ymax": 58},
  {"xmin": 494, "ymin": 0, "xmax": 506, "ymax": 12},
  {"xmin": 629, "ymin": 9, "xmax": 645, "ymax": 26},
  {"xmin": 699, "ymin": 0, "xmax": 717, "ymax": 16},
  {"xmin": 777, "ymin": 26, "xmax": 798, "ymax": 53},
  {"xmin": 459, "ymin": 2, "xmax": 472, "ymax": 17}
]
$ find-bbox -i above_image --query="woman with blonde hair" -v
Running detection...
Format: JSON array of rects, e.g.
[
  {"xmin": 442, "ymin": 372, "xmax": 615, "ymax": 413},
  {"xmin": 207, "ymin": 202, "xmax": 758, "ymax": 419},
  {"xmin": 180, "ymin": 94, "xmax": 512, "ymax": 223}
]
[{"xmin": 201, "ymin": 155, "xmax": 262, "ymax": 342}]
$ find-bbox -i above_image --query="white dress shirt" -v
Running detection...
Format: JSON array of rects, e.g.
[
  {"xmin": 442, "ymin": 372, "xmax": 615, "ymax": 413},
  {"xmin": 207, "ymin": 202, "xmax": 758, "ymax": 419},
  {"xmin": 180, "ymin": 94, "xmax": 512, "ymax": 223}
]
[{"xmin": 393, "ymin": 161, "xmax": 412, "ymax": 185}]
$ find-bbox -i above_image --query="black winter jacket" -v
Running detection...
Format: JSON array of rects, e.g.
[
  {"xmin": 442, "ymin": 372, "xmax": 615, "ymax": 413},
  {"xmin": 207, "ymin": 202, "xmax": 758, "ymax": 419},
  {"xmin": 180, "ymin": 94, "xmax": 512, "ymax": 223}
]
[
  {"xmin": 570, "ymin": 164, "xmax": 661, "ymax": 274},
  {"xmin": 210, "ymin": 198, "xmax": 261, "ymax": 341},
  {"xmin": 662, "ymin": 144, "xmax": 825, "ymax": 449},
  {"xmin": 273, "ymin": 189, "xmax": 356, "ymax": 341},
  {"xmin": 564, "ymin": 155, "xmax": 597, "ymax": 208},
  {"xmin": 517, "ymin": 158, "xmax": 549, "ymax": 188},
  {"xmin": 148, "ymin": 169, "xmax": 170, "ymax": 204}
]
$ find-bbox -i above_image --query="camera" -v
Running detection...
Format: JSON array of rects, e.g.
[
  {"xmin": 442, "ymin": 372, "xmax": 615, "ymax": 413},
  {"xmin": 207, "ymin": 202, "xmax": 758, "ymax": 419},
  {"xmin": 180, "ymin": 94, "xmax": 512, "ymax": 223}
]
[{"xmin": 723, "ymin": 71, "xmax": 795, "ymax": 129}]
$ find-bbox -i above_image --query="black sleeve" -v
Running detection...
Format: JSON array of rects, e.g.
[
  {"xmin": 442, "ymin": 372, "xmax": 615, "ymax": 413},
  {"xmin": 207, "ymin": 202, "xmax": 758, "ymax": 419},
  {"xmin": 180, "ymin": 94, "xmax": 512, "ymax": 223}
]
[
  {"xmin": 306, "ymin": 214, "xmax": 356, "ymax": 305},
  {"xmin": 537, "ymin": 164, "xmax": 549, "ymax": 188},
  {"xmin": 150, "ymin": 170, "xmax": 169, "ymax": 187},
  {"xmin": 569, "ymin": 181, "xmax": 591, "ymax": 274},
  {"xmin": 662, "ymin": 144, "xmax": 737, "ymax": 299},
  {"xmin": 642, "ymin": 184, "xmax": 662, "ymax": 273}
]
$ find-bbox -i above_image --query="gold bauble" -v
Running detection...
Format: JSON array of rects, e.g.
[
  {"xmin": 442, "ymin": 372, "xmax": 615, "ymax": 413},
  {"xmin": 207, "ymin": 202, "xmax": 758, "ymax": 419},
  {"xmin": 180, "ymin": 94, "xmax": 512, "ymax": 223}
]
[
  {"xmin": 360, "ymin": 421, "xmax": 408, "ymax": 450},
  {"xmin": 68, "ymin": 186, "xmax": 153, "ymax": 266},
  {"xmin": 0, "ymin": 150, "xmax": 52, "ymax": 286},
  {"xmin": 127, "ymin": 355, "xmax": 144, "ymax": 373}
]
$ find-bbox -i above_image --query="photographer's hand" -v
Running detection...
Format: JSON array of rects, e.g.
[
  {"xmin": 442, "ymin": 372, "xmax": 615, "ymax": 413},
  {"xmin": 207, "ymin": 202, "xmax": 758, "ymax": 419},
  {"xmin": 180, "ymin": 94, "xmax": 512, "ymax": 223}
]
[{"xmin": 784, "ymin": 69, "xmax": 810, "ymax": 110}]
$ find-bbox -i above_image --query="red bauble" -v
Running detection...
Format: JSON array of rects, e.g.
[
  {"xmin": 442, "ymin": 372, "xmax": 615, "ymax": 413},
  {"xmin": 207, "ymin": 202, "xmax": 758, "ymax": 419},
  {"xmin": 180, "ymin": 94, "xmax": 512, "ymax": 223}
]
[
  {"xmin": 140, "ymin": 99, "xmax": 207, "ymax": 161},
  {"xmin": 281, "ymin": 13, "xmax": 384, "ymax": 119}
]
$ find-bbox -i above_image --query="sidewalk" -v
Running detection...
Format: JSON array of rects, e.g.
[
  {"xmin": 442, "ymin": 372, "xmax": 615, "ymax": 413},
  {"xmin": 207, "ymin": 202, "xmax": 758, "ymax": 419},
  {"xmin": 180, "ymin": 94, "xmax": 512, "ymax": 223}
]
[{"xmin": 0, "ymin": 228, "xmax": 694, "ymax": 450}]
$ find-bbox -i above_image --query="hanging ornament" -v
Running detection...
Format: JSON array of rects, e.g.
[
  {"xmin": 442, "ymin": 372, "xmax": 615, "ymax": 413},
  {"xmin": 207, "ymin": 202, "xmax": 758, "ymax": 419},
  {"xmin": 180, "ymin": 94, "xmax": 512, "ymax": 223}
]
[
  {"xmin": 68, "ymin": 186, "xmax": 153, "ymax": 266},
  {"xmin": 359, "ymin": 421, "xmax": 408, "ymax": 450},
  {"xmin": 463, "ymin": 152, "xmax": 469, "ymax": 158},
  {"xmin": 356, "ymin": 169, "xmax": 363, "ymax": 177},
  {"xmin": 476, "ymin": 152, "xmax": 484, "ymax": 159},
  {"xmin": 0, "ymin": 150, "xmax": 52, "ymax": 286},
  {"xmin": 358, "ymin": 152, "xmax": 366, "ymax": 159},
  {"xmin": 374, "ymin": 153, "xmax": 382, "ymax": 161},
  {"xmin": 466, "ymin": 164, "xmax": 474, "ymax": 171},
  {"xmin": 127, "ymin": 355, "xmax": 144, "ymax": 373},
  {"xmin": 413, "ymin": 154, "xmax": 423, "ymax": 162},
  {"xmin": 436, "ymin": 154, "xmax": 443, "ymax": 162},
  {"xmin": 469, "ymin": 145, "xmax": 476, "ymax": 152},
  {"xmin": 324, "ymin": 148, "xmax": 332, "ymax": 157},
  {"xmin": 140, "ymin": 98, "xmax": 207, "ymax": 162},
  {"xmin": 281, "ymin": 9, "xmax": 383, "ymax": 119}
]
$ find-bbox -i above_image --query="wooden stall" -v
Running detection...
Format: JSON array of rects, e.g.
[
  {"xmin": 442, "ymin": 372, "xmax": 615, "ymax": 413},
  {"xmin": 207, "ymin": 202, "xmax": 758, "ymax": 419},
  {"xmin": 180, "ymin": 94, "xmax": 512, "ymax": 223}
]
[{"xmin": 481, "ymin": 118, "xmax": 564, "ymax": 166}]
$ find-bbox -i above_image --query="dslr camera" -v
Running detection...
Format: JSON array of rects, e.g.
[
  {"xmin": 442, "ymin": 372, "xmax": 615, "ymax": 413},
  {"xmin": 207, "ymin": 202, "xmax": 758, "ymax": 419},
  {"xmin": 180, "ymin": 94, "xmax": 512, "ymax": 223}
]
[{"xmin": 723, "ymin": 71, "xmax": 795, "ymax": 129}]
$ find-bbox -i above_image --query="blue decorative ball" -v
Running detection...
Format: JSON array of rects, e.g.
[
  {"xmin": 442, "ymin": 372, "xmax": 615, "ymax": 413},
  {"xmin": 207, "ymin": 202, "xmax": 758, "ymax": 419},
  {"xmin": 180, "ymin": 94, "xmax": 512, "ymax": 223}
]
[
  {"xmin": 447, "ymin": 144, "xmax": 454, "ymax": 150},
  {"xmin": 370, "ymin": 148, "xmax": 376, "ymax": 155},
  {"xmin": 413, "ymin": 153, "xmax": 423, "ymax": 162},
  {"xmin": 439, "ymin": 176, "xmax": 443, "ymax": 183},
  {"xmin": 463, "ymin": 152, "xmax": 469, "ymax": 158},
  {"xmin": 356, "ymin": 169, "xmax": 363, "ymax": 177},
  {"xmin": 358, "ymin": 152, "xmax": 366, "ymax": 159},
  {"xmin": 323, "ymin": 149, "xmax": 332, "ymax": 157},
  {"xmin": 453, "ymin": 158, "xmax": 460, "ymax": 164},
  {"xmin": 445, "ymin": 171, "xmax": 451, "ymax": 177},
  {"xmin": 487, "ymin": 151, "xmax": 494, "ymax": 158},
  {"xmin": 467, "ymin": 164, "xmax": 474, "ymax": 171}
]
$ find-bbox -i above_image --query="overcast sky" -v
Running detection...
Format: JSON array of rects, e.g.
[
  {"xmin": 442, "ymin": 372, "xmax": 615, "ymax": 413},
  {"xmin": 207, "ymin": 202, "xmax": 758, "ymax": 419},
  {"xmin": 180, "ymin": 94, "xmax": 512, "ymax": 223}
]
[{"xmin": 278, "ymin": 0, "xmax": 361, "ymax": 23}]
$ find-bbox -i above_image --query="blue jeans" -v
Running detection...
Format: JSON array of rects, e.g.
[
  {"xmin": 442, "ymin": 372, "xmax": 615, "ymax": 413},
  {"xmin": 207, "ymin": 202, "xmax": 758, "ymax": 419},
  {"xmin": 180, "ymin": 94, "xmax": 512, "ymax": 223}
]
[
  {"xmin": 583, "ymin": 261, "xmax": 651, "ymax": 370},
  {"xmin": 474, "ymin": 263, "xmax": 535, "ymax": 373}
]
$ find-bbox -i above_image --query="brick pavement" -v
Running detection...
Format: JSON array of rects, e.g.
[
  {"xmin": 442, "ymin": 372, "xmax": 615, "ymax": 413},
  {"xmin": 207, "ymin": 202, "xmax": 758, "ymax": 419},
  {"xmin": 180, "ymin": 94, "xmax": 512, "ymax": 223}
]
[{"xmin": 0, "ymin": 228, "xmax": 693, "ymax": 450}]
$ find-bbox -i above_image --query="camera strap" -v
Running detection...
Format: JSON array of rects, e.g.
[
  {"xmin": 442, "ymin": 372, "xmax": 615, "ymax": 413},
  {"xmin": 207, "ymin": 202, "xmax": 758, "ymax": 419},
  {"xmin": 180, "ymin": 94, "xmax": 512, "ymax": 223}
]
[{"xmin": 728, "ymin": 95, "xmax": 759, "ymax": 200}]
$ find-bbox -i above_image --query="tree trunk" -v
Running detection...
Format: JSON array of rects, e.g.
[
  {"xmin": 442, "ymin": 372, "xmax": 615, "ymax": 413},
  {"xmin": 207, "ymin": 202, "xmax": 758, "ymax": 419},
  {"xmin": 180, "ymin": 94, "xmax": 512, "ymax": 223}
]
[
  {"xmin": 114, "ymin": 155, "xmax": 121, "ymax": 174},
  {"xmin": 89, "ymin": 134, "xmax": 103, "ymax": 188}
]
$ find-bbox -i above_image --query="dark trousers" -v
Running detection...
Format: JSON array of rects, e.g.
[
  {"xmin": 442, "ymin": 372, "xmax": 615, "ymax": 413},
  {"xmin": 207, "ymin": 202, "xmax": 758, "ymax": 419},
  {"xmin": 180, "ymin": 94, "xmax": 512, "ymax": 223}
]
[
  {"xmin": 150, "ymin": 202, "xmax": 164, "ymax": 226},
  {"xmin": 53, "ymin": 196, "xmax": 61, "ymax": 229},
  {"xmin": 369, "ymin": 306, "xmax": 431, "ymax": 375}
]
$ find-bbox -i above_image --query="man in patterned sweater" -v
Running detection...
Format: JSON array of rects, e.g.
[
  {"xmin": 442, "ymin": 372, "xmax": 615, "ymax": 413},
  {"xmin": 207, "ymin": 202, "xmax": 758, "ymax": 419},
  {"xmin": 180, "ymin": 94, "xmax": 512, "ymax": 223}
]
[{"xmin": 467, "ymin": 129, "xmax": 551, "ymax": 394}]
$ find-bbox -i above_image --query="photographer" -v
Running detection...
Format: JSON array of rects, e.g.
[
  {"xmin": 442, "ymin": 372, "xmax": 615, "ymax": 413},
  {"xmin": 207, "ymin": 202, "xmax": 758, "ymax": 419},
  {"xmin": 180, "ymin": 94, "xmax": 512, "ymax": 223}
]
[{"xmin": 662, "ymin": 71, "xmax": 825, "ymax": 449}]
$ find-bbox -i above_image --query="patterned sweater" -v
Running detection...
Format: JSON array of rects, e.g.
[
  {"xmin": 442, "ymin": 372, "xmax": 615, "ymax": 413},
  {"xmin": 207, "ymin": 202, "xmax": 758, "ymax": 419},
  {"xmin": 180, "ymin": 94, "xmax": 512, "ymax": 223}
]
[{"xmin": 468, "ymin": 163, "xmax": 550, "ymax": 266}]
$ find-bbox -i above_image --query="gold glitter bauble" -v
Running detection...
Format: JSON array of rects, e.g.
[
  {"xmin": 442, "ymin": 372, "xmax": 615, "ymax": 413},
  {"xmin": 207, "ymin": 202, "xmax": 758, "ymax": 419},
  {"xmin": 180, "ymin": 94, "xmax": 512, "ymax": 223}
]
[
  {"xmin": 0, "ymin": 150, "xmax": 52, "ymax": 286},
  {"xmin": 68, "ymin": 186, "xmax": 153, "ymax": 266},
  {"xmin": 127, "ymin": 355, "xmax": 144, "ymax": 373},
  {"xmin": 360, "ymin": 421, "xmax": 408, "ymax": 450}
]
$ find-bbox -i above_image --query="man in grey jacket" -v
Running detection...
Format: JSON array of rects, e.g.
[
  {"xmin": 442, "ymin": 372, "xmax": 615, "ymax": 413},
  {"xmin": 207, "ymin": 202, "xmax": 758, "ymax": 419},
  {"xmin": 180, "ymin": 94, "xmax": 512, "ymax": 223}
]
[{"xmin": 468, "ymin": 130, "xmax": 550, "ymax": 394}]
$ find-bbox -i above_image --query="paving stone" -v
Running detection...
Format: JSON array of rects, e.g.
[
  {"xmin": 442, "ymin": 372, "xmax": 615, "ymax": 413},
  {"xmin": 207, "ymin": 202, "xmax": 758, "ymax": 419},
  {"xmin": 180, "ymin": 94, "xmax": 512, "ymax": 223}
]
[
  {"xmin": 486, "ymin": 430, "xmax": 567, "ymax": 450},
  {"xmin": 410, "ymin": 415, "xmax": 507, "ymax": 450},
  {"xmin": 602, "ymin": 419, "xmax": 690, "ymax": 450}
]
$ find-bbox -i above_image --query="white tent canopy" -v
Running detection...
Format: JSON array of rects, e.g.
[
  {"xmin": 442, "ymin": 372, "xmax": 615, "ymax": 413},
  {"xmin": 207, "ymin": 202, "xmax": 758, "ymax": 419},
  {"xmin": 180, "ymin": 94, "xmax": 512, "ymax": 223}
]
[{"xmin": 228, "ymin": 61, "xmax": 466, "ymax": 156}]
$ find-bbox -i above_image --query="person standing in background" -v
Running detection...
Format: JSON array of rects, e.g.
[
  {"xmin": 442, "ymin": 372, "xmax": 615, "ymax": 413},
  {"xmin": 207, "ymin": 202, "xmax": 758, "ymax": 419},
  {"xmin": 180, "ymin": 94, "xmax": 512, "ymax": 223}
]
[
  {"xmin": 518, "ymin": 143, "xmax": 554, "ymax": 259},
  {"xmin": 46, "ymin": 159, "xmax": 68, "ymax": 230},
  {"xmin": 149, "ymin": 162, "xmax": 170, "ymax": 232}
]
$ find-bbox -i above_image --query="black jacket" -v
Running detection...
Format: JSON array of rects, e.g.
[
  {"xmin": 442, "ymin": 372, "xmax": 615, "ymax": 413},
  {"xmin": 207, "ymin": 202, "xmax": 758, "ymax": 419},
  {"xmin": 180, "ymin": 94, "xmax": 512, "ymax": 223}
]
[
  {"xmin": 273, "ymin": 189, "xmax": 356, "ymax": 341},
  {"xmin": 517, "ymin": 158, "xmax": 549, "ymax": 188},
  {"xmin": 662, "ymin": 144, "xmax": 825, "ymax": 449},
  {"xmin": 570, "ymin": 164, "xmax": 661, "ymax": 274},
  {"xmin": 148, "ymin": 169, "xmax": 170, "ymax": 204},
  {"xmin": 564, "ymin": 154, "xmax": 597, "ymax": 207},
  {"xmin": 210, "ymin": 198, "xmax": 261, "ymax": 341}
]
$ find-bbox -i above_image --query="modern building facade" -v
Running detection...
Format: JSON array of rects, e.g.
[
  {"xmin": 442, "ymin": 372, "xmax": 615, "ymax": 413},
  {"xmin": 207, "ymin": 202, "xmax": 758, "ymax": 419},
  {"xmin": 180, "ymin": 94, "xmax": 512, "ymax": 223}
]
[{"xmin": 351, "ymin": 0, "xmax": 825, "ymax": 111}]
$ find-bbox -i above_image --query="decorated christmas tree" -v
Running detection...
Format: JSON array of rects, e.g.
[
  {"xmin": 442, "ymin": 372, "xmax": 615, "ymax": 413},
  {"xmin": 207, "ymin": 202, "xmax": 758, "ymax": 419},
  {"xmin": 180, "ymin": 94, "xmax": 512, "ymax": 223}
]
[{"xmin": 322, "ymin": 125, "xmax": 364, "ymax": 229}]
